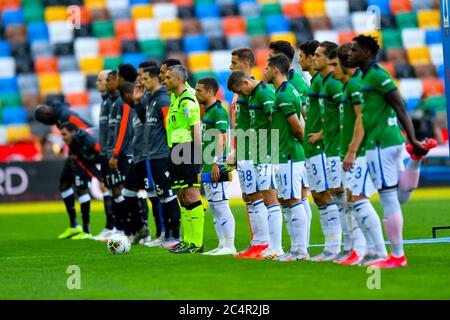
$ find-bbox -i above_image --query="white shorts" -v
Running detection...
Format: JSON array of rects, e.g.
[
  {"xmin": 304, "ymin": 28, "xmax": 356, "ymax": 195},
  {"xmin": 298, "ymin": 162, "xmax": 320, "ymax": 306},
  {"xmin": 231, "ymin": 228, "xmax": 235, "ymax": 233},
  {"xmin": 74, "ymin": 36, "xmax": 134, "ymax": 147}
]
[
  {"xmin": 254, "ymin": 163, "xmax": 277, "ymax": 191},
  {"xmin": 306, "ymin": 153, "xmax": 329, "ymax": 193},
  {"xmin": 351, "ymin": 156, "xmax": 376, "ymax": 197},
  {"xmin": 237, "ymin": 160, "xmax": 256, "ymax": 194},
  {"xmin": 275, "ymin": 161, "xmax": 304, "ymax": 200},
  {"xmin": 343, "ymin": 168, "xmax": 354, "ymax": 190},
  {"xmin": 326, "ymin": 156, "xmax": 343, "ymax": 190},
  {"xmin": 366, "ymin": 144, "xmax": 405, "ymax": 190},
  {"xmin": 301, "ymin": 166, "xmax": 310, "ymax": 188},
  {"xmin": 203, "ymin": 181, "xmax": 231, "ymax": 202}
]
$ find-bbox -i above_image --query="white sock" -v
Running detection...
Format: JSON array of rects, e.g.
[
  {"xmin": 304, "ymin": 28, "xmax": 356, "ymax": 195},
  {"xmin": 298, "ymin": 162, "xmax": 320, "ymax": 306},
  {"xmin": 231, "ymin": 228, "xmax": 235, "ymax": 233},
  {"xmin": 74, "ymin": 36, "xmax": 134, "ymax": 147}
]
[
  {"xmin": 351, "ymin": 213, "xmax": 366, "ymax": 256},
  {"xmin": 214, "ymin": 200, "xmax": 235, "ymax": 248},
  {"xmin": 398, "ymin": 159, "xmax": 421, "ymax": 204},
  {"xmin": 282, "ymin": 206, "xmax": 293, "ymax": 237},
  {"xmin": 246, "ymin": 202, "xmax": 257, "ymax": 246},
  {"xmin": 251, "ymin": 199, "xmax": 269, "ymax": 245},
  {"xmin": 379, "ymin": 189, "xmax": 404, "ymax": 257},
  {"xmin": 326, "ymin": 203, "xmax": 342, "ymax": 254},
  {"xmin": 334, "ymin": 193, "xmax": 350, "ymax": 250},
  {"xmin": 302, "ymin": 198, "xmax": 312, "ymax": 248},
  {"xmin": 209, "ymin": 202, "xmax": 225, "ymax": 248},
  {"xmin": 289, "ymin": 202, "xmax": 308, "ymax": 255},
  {"xmin": 318, "ymin": 206, "xmax": 330, "ymax": 250},
  {"xmin": 353, "ymin": 199, "xmax": 387, "ymax": 258},
  {"xmin": 267, "ymin": 204, "xmax": 283, "ymax": 253}
]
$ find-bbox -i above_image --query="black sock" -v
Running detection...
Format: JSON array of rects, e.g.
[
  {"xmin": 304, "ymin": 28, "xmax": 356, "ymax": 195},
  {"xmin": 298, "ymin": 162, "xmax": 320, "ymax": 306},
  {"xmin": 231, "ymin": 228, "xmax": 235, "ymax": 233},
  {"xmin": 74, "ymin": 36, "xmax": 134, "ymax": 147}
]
[
  {"xmin": 124, "ymin": 196, "xmax": 144, "ymax": 234},
  {"xmin": 150, "ymin": 196, "xmax": 162, "ymax": 237},
  {"xmin": 139, "ymin": 197, "xmax": 149, "ymax": 226},
  {"xmin": 62, "ymin": 191, "xmax": 77, "ymax": 228},
  {"xmin": 80, "ymin": 197, "xmax": 91, "ymax": 234},
  {"xmin": 163, "ymin": 198, "xmax": 181, "ymax": 239},
  {"xmin": 103, "ymin": 195, "xmax": 115, "ymax": 230},
  {"xmin": 112, "ymin": 198, "xmax": 124, "ymax": 232}
]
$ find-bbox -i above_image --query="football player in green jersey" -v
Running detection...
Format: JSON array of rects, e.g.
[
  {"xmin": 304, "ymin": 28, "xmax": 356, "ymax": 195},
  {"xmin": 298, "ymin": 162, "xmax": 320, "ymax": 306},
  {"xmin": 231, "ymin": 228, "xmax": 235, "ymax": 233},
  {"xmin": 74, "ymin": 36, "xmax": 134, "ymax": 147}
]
[
  {"xmin": 349, "ymin": 35, "xmax": 432, "ymax": 268},
  {"xmin": 268, "ymin": 40, "xmax": 313, "ymax": 251},
  {"xmin": 228, "ymin": 71, "xmax": 283, "ymax": 259},
  {"xmin": 333, "ymin": 43, "xmax": 388, "ymax": 266},
  {"xmin": 195, "ymin": 77, "xmax": 237, "ymax": 256},
  {"xmin": 264, "ymin": 54, "xmax": 309, "ymax": 261}
]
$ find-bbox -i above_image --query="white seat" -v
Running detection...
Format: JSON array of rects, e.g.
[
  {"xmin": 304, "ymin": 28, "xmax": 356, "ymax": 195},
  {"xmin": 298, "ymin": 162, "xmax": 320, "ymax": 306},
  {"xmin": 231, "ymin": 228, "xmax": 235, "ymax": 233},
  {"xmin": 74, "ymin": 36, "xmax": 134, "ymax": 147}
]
[
  {"xmin": 106, "ymin": 0, "xmax": 129, "ymax": 10},
  {"xmin": 135, "ymin": 19, "xmax": 160, "ymax": 40},
  {"xmin": 325, "ymin": 0, "xmax": 349, "ymax": 18},
  {"xmin": 227, "ymin": 35, "xmax": 251, "ymax": 50},
  {"xmin": 107, "ymin": 0, "xmax": 131, "ymax": 20},
  {"xmin": 89, "ymin": 89, "xmax": 102, "ymax": 105},
  {"xmin": 18, "ymin": 73, "xmax": 39, "ymax": 94},
  {"xmin": 0, "ymin": 126, "xmax": 7, "ymax": 145},
  {"xmin": 61, "ymin": 71, "xmax": 86, "ymax": 94},
  {"xmin": 211, "ymin": 50, "xmax": 232, "ymax": 72},
  {"xmin": 31, "ymin": 41, "xmax": 53, "ymax": 58},
  {"xmin": 399, "ymin": 78, "xmax": 424, "ymax": 100},
  {"xmin": 238, "ymin": 2, "xmax": 260, "ymax": 17},
  {"xmin": 313, "ymin": 30, "xmax": 339, "ymax": 45},
  {"xmin": 153, "ymin": 3, "xmax": 177, "ymax": 20},
  {"xmin": 411, "ymin": 0, "xmax": 434, "ymax": 10},
  {"xmin": 0, "ymin": 57, "xmax": 16, "ymax": 77},
  {"xmin": 401, "ymin": 28, "xmax": 425, "ymax": 49},
  {"xmin": 351, "ymin": 11, "xmax": 377, "ymax": 33},
  {"xmin": 58, "ymin": 55, "xmax": 78, "ymax": 72},
  {"xmin": 48, "ymin": 21, "xmax": 74, "ymax": 44},
  {"xmin": 429, "ymin": 44, "xmax": 444, "ymax": 66},
  {"xmin": 74, "ymin": 37, "xmax": 99, "ymax": 60}
]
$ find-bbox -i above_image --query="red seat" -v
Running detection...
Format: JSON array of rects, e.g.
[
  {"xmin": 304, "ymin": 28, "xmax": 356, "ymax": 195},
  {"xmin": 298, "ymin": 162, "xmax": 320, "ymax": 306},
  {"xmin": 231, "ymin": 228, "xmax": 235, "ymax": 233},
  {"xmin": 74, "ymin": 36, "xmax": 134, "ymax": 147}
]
[
  {"xmin": 223, "ymin": 16, "xmax": 246, "ymax": 36},
  {"xmin": 390, "ymin": 0, "xmax": 412, "ymax": 15},
  {"xmin": 380, "ymin": 62, "xmax": 396, "ymax": 78},
  {"xmin": 66, "ymin": 92, "xmax": 89, "ymax": 107},
  {"xmin": 35, "ymin": 57, "xmax": 59, "ymax": 74},
  {"xmin": 338, "ymin": 31, "xmax": 357, "ymax": 45},
  {"xmin": 255, "ymin": 49, "xmax": 269, "ymax": 69},
  {"xmin": 422, "ymin": 78, "xmax": 444, "ymax": 97},
  {"xmin": 282, "ymin": 3, "xmax": 304, "ymax": 18},
  {"xmin": 115, "ymin": 20, "xmax": 135, "ymax": 40},
  {"xmin": 99, "ymin": 38, "xmax": 121, "ymax": 56}
]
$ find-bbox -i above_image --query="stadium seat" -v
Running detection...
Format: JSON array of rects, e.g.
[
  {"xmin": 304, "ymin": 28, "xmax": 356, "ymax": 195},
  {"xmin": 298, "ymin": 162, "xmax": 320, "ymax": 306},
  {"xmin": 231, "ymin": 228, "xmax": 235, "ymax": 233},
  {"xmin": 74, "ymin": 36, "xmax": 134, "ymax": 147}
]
[
  {"xmin": 23, "ymin": 2, "xmax": 45, "ymax": 23},
  {"xmin": 367, "ymin": 0, "xmax": 390, "ymax": 15},
  {"xmin": 57, "ymin": 55, "xmax": 79, "ymax": 72},
  {"xmin": 131, "ymin": 4, "xmax": 153, "ymax": 20},
  {"xmin": 38, "ymin": 74, "xmax": 62, "ymax": 95},
  {"xmin": 0, "ymin": 77, "xmax": 19, "ymax": 94},
  {"xmin": 122, "ymin": 53, "xmax": 148, "ymax": 69},
  {"xmin": 425, "ymin": 29, "xmax": 442, "ymax": 45},
  {"xmin": 17, "ymin": 73, "xmax": 39, "ymax": 94},
  {"xmin": 325, "ymin": 0, "xmax": 350, "ymax": 18},
  {"xmin": 387, "ymin": 48, "xmax": 408, "ymax": 63},
  {"xmin": 255, "ymin": 48, "xmax": 269, "ymax": 69},
  {"xmin": 246, "ymin": 17, "xmax": 266, "ymax": 35},
  {"xmin": 135, "ymin": 19, "xmax": 160, "ymax": 40},
  {"xmin": 380, "ymin": 14, "xmax": 397, "ymax": 29},
  {"xmin": 129, "ymin": 0, "xmax": 151, "ymax": 5},
  {"xmin": 107, "ymin": 0, "xmax": 130, "ymax": 20},
  {"xmin": 308, "ymin": 16, "xmax": 332, "ymax": 32},
  {"xmin": 227, "ymin": 34, "xmax": 251, "ymax": 50},
  {"xmin": 413, "ymin": 64, "xmax": 437, "ymax": 78},
  {"xmin": 417, "ymin": 10, "xmax": 440, "ymax": 29},
  {"xmin": 422, "ymin": 78, "xmax": 445, "ymax": 97},
  {"xmin": 201, "ymin": 18, "xmax": 224, "ymax": 38},
  {"xmin": 251, "ymin": 34, "xmax": 270, "ymax": 50},
  {"xmin": 211, "ymin": 50, "xmax": 232, "ymax": 72},
  {"xmin": 399, "ymin": 78, "xmax": 423, "ymax": 99},
  {"xmin": 153, "ymin": 3, "xmax": 178, "ymax": 20},
  {"xmin": 183, "ymin": 35, "xmax": 209, "ymax": 53},
  {"xmin": 182, "ymin": 18, "xmax": 202, "ymax": 35},
  {"xmin": 44, "ymin": 6, "xmax": 67, "ymax": 22},
  {"xmin": 407, "ymin": 47, "xmax": 431, "ymax": 65},
  {"xmin": 139, "ymin": 39, "xmax": 166, "ymax": 59},
  {"xmin": 10, "ymin": 41, "xmax": 29, "ymax": 58},
  {"xmin": 351, "ymin": 11, "xmax": 375, "ymax": 33},
  {"xmin": 261, "ymin": 3, "xmax": 282, "ymax": 16},
  {"xmin": 2, "ymin": 9, "xmax": 24, "ymax": 27},
  {"xmin": 314, "ymin": 30, "xmax": 339, "ymax": 44},
  {"xmin": 208, "ymin": 36, "xmax": 228, "ymax": 51},
  {"xmin": 34, "ymin": 56, "xmax": 58, "ymax": 74},
  {"xmin": 0, "ymin": 57, "xmax": 16, "ymax": 77},
  {"xmin": 429, "ymin": 44, "xmax": 444, "ymax": 66},
  {"xmin": 1, "ymin": 107, "xmax": 27, "ymax": 125},
  {"xmin": 390, "ymin": 0, "xmax": 412, "ymax": 14},
  {"xmin": 166, "ymin": 39, "xmax": 184, "ymax": 54},
  {"xmin": 61, "ymin": 71, "xmax": 86, "ymax": 94},
  {"xmin": 160, "ymin": 19, "xmax": 183, "ymax": 39},
  {"xmin": 103, "ymin": 56, "xmax": 122, "ymax": 70},
  {"xmin": 86, "ymin": 74, "xmax": 100, "ymax": 90},
  {"xmin": 265, "ymin": 15, "xmax": 291, "ymax": 34},
  {"xmin": 27, "ymin": 22, "xmax": 49, "ymax": 43},
  {"xmin": 99, "ymin": 38, "xmax": 121, "ymax": 57},
  {"xmin": 92, "ymin": 20, "xmax": 115, "ymax": 38},
  {"xmin": 330, "ymin": 16, "xmax": 353, "ymax": 31},
  {"xmin": 48, "ymin": 21, "xmax": 74, "ymax": 44},
  {"xmin": 410, "ymin": 0, "xmax": 434, "ymax": 11},
  {"xmin": 405, "ymin": 98, "xmax": 421, "ymax": 112},
  {"xmin": 195, "ymin": 3, "xmax": 220, "ymax": 19},
  {"xmin": 0, "ymin": 126, "xmax": 6, "ymax": 144},
  {"xmin": 6, "ymin": 125, "xmax": 32, "ymax": 144},
  {"xmin": 395, "ymin": 63, "xmax": 416, "ymax": 78},
  {"xmin": 348, "ymin": 0, "xmax": 368, "ymax": 12},
  {"xmin": 395, "ymin": 12, "xmax": 418, "ymax": 29},
  {"xmin": 79, "ymin": 56, "xmax": 103, "ymax": 74},
  {"xmin": 0, "ymin": 93, "xmax": 22, "ymax": 108},
  {"xmin": 238, "ymin": 2, "xmax": 261, "ymax": 17},
  {"xmin": 188, "ymin": 52, "xmax": 212, "ymax": 72},
  {"xmin": 88, "ymin": 7, "xmax": 111, "ymax": 23},
  {"xmin": 282, "ymin": 3, "xmax": 304, "ymax": 18},
  {"xmin": 382, "ymin": 29, "xmax": 402, "ymax": 49},
  {"xmin": 0, "ymin": 41, "xmax": 12, "ymax": 57},
  {"xmin": 53, "ymin": 42, "xmax": 74, "ymax": 56},
  {"xmin": 437, "ymin": 64, "xmax": 445, "ymax": 80},
  {"xmin": 66, "ymin": 92, "xmax": 89, "ymax": 107},
  {"xmin": 401, "ymin": 28, "xmax": 425, "ymax": 49},
  {"xmin": 303, "ymin": 0, "xmax": 326, "ymax": 17},
  {"xmin": 74, "ymin": 24, "xmax": 92, "ymax": 38},
  {"xmin": 115, "ymin": 20, "xmax": 136, "ymax": 40},
  {"xmin": 121, "ymin": 39, "xmax": 139, "ymax": 53},
  {"xmin": 85, "ymin": 0, "xmax": 108, "ymax": 9},
  {"xmin": 220, "ymin": 4, "xmax": 238, "ymax": 18},
  {"xmin": 74, "ymin": 38, "xmax": 99, "ymax": 60},
  {"xmin": 251, "ymin": 66, "xmax": 263, "ymax": 80},
  {"xmin": 89, "ymin": 88, "xmax": 102, "ymax": 105},
  {"xmin": 31, "ymin": 41, "xmax": 53, "ymax": 58},
  {"xmin": 223, "ymin": 16, "xmax": 246, "ymax": 36},
  {"xmin": 270, "ymin": 32, "xmax": 296, "ymax": 48},
  {"xmin": 338, "ymin": 31, "xmax": 357, "ymax": 44},
  {"xmin": 178, "ymin": 6, "xmax": 196, "ymax": 19}
]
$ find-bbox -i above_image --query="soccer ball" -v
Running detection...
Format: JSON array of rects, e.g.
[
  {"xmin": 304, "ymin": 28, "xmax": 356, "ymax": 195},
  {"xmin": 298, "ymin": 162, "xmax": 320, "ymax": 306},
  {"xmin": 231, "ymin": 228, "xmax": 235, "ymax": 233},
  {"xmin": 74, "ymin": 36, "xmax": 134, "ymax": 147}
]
[{"xmin": 107, "ymin": 235, "xmax": 131, "ymax": 254}]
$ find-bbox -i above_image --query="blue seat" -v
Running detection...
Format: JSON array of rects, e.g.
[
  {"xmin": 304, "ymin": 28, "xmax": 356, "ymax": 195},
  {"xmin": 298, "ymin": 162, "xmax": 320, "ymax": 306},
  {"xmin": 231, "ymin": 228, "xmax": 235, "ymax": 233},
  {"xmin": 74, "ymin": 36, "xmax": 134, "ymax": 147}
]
[
  {"xmin": 265, "ymin": 15, "xmax": 290, "ymax": 34},
  {"xmin": 236, "ymin": 0, "xmax": 257, "ymax": 5},
  {"xmin": 405, "ymin": 98, "xmax": 421, "ymax": 112},
  {"xmin": 425, "ymin": 29, "xmax": 442, "ymax": 45},
  {"xmin": 183, "ymin": 35, "xmax": 209, "ymax": 53},
  {"xmin": 0, "ymin": 41, "xmax": 11, "ymax": 57},
  {"xmin": 216, "ymin": 71, "xmax": 231, "ymax": 89},
  {"xmin": 2, "ymin": 9, "xmax": 24, "ymax": 27},
  {"xmin": 367, "ymin": 0, "xmax": 390, "ymax": 15},
  {"xmin": 129, "ymin": 0, "xmax": 150, "ymax": 5},
  {"xmin": 437, "ymin": 64, "xmax": 444, "ymax": 80},
  {"xmin": 224, "ymin": 90, "xmax": 234, "ymax": 106},
  {"xmin": 122, "ymin": 53, "xmax": 148, "ymax": 70},
  {"xmin": 0, "ymin": 77, "xmax": 19, "ymax": 94},
  {"xmin": 27, "ymin": 22, "xmax": 49, "ymax": 43},
  {"xmin": 2, "ymin": 107, "xmax": 27, "ymax": 125},
  {"xmin": 195, "ymin": 3, "xmax": 220, "ymax": 19}
]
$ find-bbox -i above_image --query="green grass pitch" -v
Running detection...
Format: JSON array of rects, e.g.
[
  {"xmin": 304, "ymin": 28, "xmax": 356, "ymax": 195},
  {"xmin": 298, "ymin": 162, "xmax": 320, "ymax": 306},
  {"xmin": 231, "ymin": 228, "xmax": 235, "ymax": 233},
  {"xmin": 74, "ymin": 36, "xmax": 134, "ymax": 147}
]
[{"xmin": 1, "ymin": 189, "xmax": 450, "ymax": 299}]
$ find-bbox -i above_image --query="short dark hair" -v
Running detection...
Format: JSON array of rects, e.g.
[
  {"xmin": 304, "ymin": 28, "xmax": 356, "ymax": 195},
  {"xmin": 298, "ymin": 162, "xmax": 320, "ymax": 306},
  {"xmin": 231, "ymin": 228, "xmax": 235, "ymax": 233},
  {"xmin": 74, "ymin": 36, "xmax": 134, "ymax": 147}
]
[
  {"xmin": 267, "ymin": 54, "xmax": 290, "ymax": 74},
  {"xmin": 142, "ymin": 66, "xmax": 161, "ymax": 79},
  {"xmin": 59, "ymin": 121, "xmax": 78, "ymax": 132},
  {"xmin": 231, "ymin": 48, "xmax": 256, "ymax": 67},
  {"xmin": 319, "ymin": 41, "xmax": 339, "ymax": 58},
  {"xmin": 337, "ymin": 43, "xmax": 353, "ymax": 68},
  {"xmin": 227, "ymin": 71, "xmax": 249, "ymax": 91},
  {"xmin": 139, "ymin": 60, "xmax": 158, "ymax": 69},
  {"xmin": 197, "ymin": 77, "xmax": 219, "ymax": 95},
  {"xmin": 119, "ymin": 81, "xmax": 135, "ymax": 97},
  {"xmin": 299, "ymin": 40, "xmax": 320, "ymax": 57},
  {"xmin": 162, "ymin": 58, "xmax": 181, "ymax": 68},
  {"xmin": 108, "ymin": 70, "xmax": 117, "ymax": 77},
  {"xmin": 327, "ymin": 48, "xmax": 338, "ymax": 60},
  {"xmin": 269, "ymin": 40, "xmax": 295, "ymax": 62},
  {"xmin": 118, "ymin": 63, "xmax": 138, "ymax": 82},
  {"xmin": 353, "ymin": 34, "xmax": 380, "ymax": 56}
]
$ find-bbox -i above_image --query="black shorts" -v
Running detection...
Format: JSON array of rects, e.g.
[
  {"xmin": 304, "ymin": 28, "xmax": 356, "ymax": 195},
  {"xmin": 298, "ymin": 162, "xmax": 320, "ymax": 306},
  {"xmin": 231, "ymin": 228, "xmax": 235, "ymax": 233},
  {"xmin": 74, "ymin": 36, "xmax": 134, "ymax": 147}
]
[
  {"xmin": 149, "ymin": 158, "xmax": 176, "ymax": 198},
  {"xmin": 59, "ymin": 158, "xmax": 91, "ymax": 189},
  {"xmin": 107, "ymin": 154, "xmax": 132, "ymax": 187},
  {"xmin": 124, "ymin": 160, "xmax": 148, "ymax": 191},
  {"xmin": 169, "ymin": 143, "xmax": 201, "ymax": 189}
]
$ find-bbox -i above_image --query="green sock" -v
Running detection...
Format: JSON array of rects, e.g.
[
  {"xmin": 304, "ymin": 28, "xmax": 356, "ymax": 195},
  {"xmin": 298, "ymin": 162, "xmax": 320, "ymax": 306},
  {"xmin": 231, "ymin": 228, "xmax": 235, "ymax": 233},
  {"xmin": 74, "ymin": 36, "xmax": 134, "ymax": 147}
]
[{"xmin": 187, "ymin": 201, "xmax": 204, "ymax": 247}]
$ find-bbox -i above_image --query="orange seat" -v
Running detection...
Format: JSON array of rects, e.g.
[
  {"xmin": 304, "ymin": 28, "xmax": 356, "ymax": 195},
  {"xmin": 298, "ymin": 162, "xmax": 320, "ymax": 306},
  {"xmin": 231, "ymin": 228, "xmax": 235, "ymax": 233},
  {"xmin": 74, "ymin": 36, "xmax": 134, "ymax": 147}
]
[
  {"xmin": 188, "ymin": 53, "xmax": 212, "ymax": 72},
  {"xmin": 282, "ymin": 3, "xmax": 304, "ymax": 18},
  {"xmin": 380, "ymin": 62, "xmax": 395, "ymax": 78},
  {"xmin": 1, "ymin": 0, "xmax": 20, "ymax": 10},
  {"xmin": 422, "ymin": 78, "xmax": 444, "ymax": 97},
  {"xmin": 390, "ymin": 0, "xmax": 412, "ymax": 15},
  {"xmin": 338, "ymin": 31, "xmax": 357, "ymax": 44},
  {"xmin": 223, "ymin": 16, "xmax": 246, "ymax": 36},
  {"xmin": 115, "ymin": 20, "xmax": 136, "ymax": 40},
  {"xmin": 131, "ymin": 5, "xmax": 153, "ymax": 20},
  {"xmin": 172, "ymin": 0, "xmax": 193, "ymax": 5},
  {"xmin": 99, "ymin": 38, "xmax": 121, "ymax": 56},
  {"xmin": 66, "ymin": 92, "xmax": 89, "ymax": 107},
  {"xmin": 35, "ymin": 57, "xmax": 58, "ymax": 74},
  {"xmin": 255, "ymin": 49, "xmax": 269, "ymax": 69},
  {"xmin": 78, "ymin": 6, "xmax": 91, "ymax": 24}
]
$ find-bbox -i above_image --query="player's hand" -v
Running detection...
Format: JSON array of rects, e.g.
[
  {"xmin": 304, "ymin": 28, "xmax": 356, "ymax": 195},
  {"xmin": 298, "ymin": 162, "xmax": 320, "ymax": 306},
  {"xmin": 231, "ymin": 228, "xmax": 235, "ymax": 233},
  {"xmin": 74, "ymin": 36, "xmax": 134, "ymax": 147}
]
[
  {"xmin": 109, "ymin": 157, "xmax": 118, "ymax": 170},
  {"xmin": 133, "ymin": 84, "xmax": 145, "ymax": 102},
  {"xmin": 226, "ymin": 150, "xmax": 236, "ymax": 166},
  {"xmin": 411, "ymin": 139, "xmax": 428, "ymax": 156},
  {"xmin": 343, "ymin": 150, "xmax": 356, "ymax": 171},
  {"xmin": 211, "ymin": 163, "xmax": 220, "ymax": 183},
  {"xmin": 308, "ymin": 132, "xmax": 322, "ymax": 144}
]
